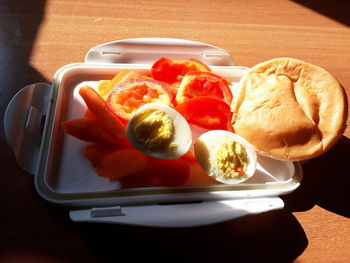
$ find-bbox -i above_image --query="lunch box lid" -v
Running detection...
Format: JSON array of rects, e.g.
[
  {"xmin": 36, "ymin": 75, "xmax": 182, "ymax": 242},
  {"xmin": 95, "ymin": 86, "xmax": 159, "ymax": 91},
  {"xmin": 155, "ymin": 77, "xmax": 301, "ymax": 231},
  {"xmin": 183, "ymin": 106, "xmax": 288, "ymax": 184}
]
[
  {"xmin": 85, "ymin": 37, "xmax": 235, "ymax": 66},
  {"xmin": 4, "ymin": 38, "xmax": 302, "ymax": 227}
]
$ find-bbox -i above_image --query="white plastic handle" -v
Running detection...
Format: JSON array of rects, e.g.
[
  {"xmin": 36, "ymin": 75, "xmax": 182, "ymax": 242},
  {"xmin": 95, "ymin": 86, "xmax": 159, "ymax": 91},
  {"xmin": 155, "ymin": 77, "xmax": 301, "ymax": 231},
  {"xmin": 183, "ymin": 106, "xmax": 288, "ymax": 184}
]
[
  {"xmin": 85, "ymin": 38, "xmax": 234, "ymax": 66},
  {"xmin": 4, "ymin": 83, "xmax": 52, "ymax": 175},
  {"xmin": 69, "ymin": 197, "xmax": 284, "ymax": 227}
]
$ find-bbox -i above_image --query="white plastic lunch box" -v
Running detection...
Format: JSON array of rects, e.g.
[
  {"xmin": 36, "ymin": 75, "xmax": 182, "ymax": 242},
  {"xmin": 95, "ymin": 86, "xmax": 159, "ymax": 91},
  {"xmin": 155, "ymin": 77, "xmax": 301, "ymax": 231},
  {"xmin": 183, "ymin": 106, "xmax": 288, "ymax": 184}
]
[{"xmin": 4, "ymin": 38, "xmax": 302, "ymax": 227}]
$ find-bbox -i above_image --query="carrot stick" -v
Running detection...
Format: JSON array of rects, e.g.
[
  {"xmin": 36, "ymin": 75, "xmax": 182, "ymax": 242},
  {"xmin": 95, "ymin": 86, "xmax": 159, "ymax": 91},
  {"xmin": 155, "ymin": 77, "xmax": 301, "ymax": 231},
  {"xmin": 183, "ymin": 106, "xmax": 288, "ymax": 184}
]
[
  {"xmin": 62, "ymin": 118, "xmax": 130, "ymax": 146},
  {"xmin": 79, "ymin": 86, "xmax": 126, "ymax": 138},
  {"xmin": 95, "ymin": 148, "xmax": 149, "ymax": 179},
  {"xmin": 83, "ymin": 143, "xmax": 121, "ymax": 167}
]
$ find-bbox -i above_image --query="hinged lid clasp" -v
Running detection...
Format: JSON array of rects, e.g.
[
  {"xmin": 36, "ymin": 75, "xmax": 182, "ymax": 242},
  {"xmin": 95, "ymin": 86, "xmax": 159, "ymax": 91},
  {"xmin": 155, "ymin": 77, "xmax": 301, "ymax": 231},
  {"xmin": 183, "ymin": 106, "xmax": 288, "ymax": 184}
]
[
  {"xmin": 4, "ymin": 83, "xmax": 52, "ymax": 175},
  {"xmin": 69, "ymin": 197, "xmax": 284, "ymax": 227},
  {"xmin": 85, "ymin": 38, "xmax": 234, "ymax": 66},
  {"xmin": 91, "ymin": 206, "xmax": 125, "ymax": 217}
]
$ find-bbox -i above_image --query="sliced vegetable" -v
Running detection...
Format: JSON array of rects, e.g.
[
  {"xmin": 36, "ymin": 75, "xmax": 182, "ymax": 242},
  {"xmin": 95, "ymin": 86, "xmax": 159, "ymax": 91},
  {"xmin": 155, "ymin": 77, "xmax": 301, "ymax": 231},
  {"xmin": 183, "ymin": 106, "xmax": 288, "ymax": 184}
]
[
  {"xmin": 107, "ymin": 79, "xmax": 172, "ymax": 121},
  {"xmin": 97, "ymin": 80, "xmax": 113, "ymax": 100},
  {"xmin": 151, "ymin": 57, "xmax": 211, "ymax": 84},
  {"xmin": 175, "ymin": 96, "xmax": 234, "ymax": 131},
  {"xmin": 84, "ymin": 109, "xmax": 95, "ymax": 118},
  {"xmin": 61, "ymin": 57, "xmax": 238, "ymax": 187},
  {"xmin": 95, "ymin": 147, "xmax": 149, "ymax": 179},
  {"xmin": 62, "ymin": 118, "xmax": 116, "ymax": 144},
  {"xmin": 175, "ymin": 71, "xmax": 233, "ymax": 105},
  {"xmin": 120, "ymin": 157, "xmax": 190, "ymax": 187},
  {"xmin": 79, "ymin": 86, "xmax": 126, "ymax": 138},
  {"xmin": 98, "ymin": 70, "xmax": 141, "ymax": 100},
  {"xmin": 180, "ymin": 149, "xmax": 197, "ymax": 163},
  {"xmin": 84, "ymin": 143, "xmax": 123, "ymax": 167},
  {"xmin": 147, "ymin": 158, "xmax": 190, "ymax": 186}
]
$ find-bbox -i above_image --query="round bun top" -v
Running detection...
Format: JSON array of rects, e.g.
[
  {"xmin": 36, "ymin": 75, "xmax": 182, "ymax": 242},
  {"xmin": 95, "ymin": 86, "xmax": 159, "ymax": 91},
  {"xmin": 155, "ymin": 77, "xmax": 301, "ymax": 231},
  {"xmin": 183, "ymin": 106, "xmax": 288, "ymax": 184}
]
[{"xmin": 231, "ymin": 57, "xmax": 348, "ymax": 161}]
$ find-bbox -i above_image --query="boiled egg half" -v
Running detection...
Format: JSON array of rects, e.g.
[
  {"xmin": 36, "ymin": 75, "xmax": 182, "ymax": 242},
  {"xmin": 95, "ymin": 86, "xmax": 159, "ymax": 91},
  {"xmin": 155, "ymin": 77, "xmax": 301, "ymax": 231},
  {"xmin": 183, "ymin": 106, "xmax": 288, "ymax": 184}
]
[
  {"xmin": 194, "ymin": 130, "xmax": 257, "ymax": 184},
  {"xmin": 126, "ymin": 103, "xmax": 192, "ymax": 159}
]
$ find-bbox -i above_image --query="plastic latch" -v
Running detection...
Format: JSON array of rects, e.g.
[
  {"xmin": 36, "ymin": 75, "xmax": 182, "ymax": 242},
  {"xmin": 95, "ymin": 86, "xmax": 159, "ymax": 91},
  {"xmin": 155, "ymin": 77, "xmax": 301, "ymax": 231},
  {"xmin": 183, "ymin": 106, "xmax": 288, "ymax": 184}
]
[
  {"xmin": 90, "ymin": 206, "xmax": 125, "ymax": 218},
  {"xmin": 85, "ymin": 38, "xmax": 234, "ymax": 66},
  {"xmin": 24, "ymin": 106, "xmax": 38, "ymax": 129},
  {"xmin": 4, "ymin": 83, "xmax": 52, "ymax": 175},
  {"xmin": 69, "ymin": 197, "xmax": 284, "ymax": 227}
]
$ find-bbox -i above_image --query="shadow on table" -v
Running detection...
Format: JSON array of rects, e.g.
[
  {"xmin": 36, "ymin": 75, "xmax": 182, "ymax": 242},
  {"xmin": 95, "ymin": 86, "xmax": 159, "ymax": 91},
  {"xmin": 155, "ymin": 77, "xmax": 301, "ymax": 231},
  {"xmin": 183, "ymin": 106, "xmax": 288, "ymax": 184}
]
[
  {"xmin": 282, "ymin": 135, "xmax": 350, "ymax": 218},
  {"xmin": 1, "ymin": 1, "xmax": 347, "ymax": 262},
  {"xmin": 78, "ymin": 209, "xmax": 307, "ymax": 263},
  {"xmin": 78, "ymin": 137, "xmax": 350, "ymax": 263},
  {"xmin": 0, "ymin": 0, "xmax": 48, "ymax": 149},
  {"xmin": 292, "ymin": 0, "xmax": 350, "ymax": 27}
]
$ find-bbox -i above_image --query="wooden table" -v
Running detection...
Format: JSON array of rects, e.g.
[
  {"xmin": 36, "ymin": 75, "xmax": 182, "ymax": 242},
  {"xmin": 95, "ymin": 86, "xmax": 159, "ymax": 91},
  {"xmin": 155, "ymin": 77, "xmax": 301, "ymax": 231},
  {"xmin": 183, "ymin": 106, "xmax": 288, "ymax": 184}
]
[{"xmin": 1, "ymin": 0, "xmax": 349, "ymax": 262}]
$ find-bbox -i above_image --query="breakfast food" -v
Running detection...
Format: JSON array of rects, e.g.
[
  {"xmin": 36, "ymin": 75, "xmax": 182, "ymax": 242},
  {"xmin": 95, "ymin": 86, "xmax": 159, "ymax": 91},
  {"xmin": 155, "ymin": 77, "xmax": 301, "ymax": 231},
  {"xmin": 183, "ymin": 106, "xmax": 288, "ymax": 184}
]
[
  {"xmin": 62, "ymin": 57, "xmax": 234, "ymax": 185},
  {"xmin": 194, "ymin": 130, "xmax": 257, "ymax": 184},
  {"xmin": 107, "ymin": 79, "xmax": 173, "ymax": 121},
  {"xmin": 175, "ymin": 96, "xmax": 234, "ymax": 131},
  {"xmin": 231, "ymin": 57, "xmax": 348, "ymax": 161},
  {"xmin": 175, "ymin": 71, "xmax": 232, "ymax": 105},
  {"xmin": 62, "ymin": 56, "xmax": 347, "ymax": 186},
  {"xmin": 126, "ymin": 103, "xmax": 192, "ymax": 159},
  {"xmin": 151, "ymin": 57, "xmax": 211, "ymax": 84}
]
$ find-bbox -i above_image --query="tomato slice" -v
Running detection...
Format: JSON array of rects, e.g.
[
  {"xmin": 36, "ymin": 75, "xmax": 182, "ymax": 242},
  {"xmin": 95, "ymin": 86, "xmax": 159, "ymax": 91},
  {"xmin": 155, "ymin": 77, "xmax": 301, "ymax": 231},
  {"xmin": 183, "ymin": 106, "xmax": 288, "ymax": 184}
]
[
  {"xmin": 151, "ymin": 57, "xmax": 211, "ymax": 84},
  {"xmin": 175, "ymin": 96, "xmax": 234, "ymax": 131},
  {"xmin": 98, "ymin": 69, "xmax": 152, "ymax": 100},
  {"xmin": 107, "ymin": 79, "xmax": 172, "ymax": 121},
  {"xmin": 175, "ymin": 71, "xmax": 233, "ymax": 105}
]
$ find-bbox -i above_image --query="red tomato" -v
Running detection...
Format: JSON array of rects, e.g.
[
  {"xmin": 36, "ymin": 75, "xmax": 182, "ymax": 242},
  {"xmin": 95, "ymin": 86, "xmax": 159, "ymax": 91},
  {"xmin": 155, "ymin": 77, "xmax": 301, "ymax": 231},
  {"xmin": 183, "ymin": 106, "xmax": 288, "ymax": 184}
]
[
  {"xmin": 175, "ymin": 96, "xmax": 234, "ymax": 131},
  {"xmin": 151, "ymin": 57, "xmax": 211, "ymax": 84},
  {"xmin": 107, "ymin": 79, "xmax": 172, "ymax": 121},
  {"xmin": 175, "ymin": 71, "xmax": 233, "ymax": 105}
]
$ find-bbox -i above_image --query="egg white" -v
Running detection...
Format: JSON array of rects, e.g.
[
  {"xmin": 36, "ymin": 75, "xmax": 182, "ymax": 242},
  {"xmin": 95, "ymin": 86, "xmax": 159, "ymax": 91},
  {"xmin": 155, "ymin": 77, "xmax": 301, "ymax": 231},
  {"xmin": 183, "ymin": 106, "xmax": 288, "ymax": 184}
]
[
  {"xmin": 194, "ymin": 130, "xmax": 257, "ymax": 184},
  {"xmin": 126, "ymin": 103, "xmax": 192, "ymax": 159}
]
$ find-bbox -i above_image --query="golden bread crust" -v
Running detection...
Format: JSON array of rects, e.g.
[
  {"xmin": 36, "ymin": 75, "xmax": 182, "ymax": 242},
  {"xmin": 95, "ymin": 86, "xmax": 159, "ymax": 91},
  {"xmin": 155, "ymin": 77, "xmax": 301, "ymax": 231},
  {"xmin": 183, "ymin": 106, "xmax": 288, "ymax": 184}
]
[{"xmin": 231, "ymin": 58, "xmax": 348, "ymax": 161}]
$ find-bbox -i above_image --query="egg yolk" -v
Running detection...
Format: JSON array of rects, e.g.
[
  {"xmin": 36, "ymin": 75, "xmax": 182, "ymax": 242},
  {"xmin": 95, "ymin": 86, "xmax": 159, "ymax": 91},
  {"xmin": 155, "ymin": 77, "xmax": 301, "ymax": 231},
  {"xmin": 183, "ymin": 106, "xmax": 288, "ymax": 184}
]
[
  {"xmin": 214, "ymin": 141, "xmax": 249, "ymax": 178},
  {"xmin": 132, "ymin": 110, "xmax": 177, "ymax": 151}
]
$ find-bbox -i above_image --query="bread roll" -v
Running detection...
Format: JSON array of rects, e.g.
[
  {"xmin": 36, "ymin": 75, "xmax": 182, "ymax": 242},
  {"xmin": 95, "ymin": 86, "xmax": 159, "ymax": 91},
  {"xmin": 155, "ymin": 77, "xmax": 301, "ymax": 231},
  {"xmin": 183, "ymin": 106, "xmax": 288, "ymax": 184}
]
[{"xmin": 231, "ymin": 58, "xmax": 348, "ymax": 161}]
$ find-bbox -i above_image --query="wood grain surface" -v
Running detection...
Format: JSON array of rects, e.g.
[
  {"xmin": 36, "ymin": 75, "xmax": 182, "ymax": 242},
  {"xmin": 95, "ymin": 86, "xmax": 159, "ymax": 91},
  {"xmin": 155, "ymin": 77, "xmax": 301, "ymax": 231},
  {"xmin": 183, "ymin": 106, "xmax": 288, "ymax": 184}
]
[{"xmin": 0, "ymin": 0, "xmax": 349, "ymax": 262}]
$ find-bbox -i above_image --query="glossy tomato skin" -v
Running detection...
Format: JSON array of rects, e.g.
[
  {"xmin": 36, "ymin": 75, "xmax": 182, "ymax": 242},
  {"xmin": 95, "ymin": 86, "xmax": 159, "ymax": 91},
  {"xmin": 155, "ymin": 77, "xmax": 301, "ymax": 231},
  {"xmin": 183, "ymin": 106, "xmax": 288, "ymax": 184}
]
[
  {"xmin": 107, "ymin": 79, "xmax": 172, "ymax": 121},
  {"xmin": 175, "ymin": 71, "xmax": 233, "ymax": 105},
  {"xmin": 175, "ymin": 96, "xmax": 234, "ymax": 131},
  {"xmin": 151, "ymin": 57, "xmax": 211, "ymax": 84}
]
